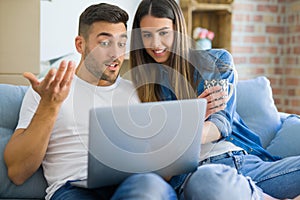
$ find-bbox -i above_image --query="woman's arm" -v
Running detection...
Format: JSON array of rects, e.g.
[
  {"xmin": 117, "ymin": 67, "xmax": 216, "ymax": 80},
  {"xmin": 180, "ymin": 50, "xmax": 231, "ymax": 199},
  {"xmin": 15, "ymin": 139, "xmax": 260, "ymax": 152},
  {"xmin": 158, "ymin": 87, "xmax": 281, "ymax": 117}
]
[{"xmin": 196, "ymin": 49, "xmax": 237, "ymax": 143}]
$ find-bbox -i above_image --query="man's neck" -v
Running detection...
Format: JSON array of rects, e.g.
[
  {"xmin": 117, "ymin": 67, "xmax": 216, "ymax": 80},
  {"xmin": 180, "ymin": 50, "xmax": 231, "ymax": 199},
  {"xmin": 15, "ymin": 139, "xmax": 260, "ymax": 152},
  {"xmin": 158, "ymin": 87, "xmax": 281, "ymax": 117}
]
[{"xmin": 75, "ymin": 62, "xmax": 116, "ymax": 87}]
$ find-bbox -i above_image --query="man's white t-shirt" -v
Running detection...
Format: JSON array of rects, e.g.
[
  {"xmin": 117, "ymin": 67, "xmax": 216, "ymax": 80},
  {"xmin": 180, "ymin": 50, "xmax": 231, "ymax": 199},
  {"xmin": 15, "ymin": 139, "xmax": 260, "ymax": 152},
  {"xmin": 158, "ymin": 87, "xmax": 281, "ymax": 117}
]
[{"xmin": 16, "ymin": 75, "xmax": 140, "ymax": 200}]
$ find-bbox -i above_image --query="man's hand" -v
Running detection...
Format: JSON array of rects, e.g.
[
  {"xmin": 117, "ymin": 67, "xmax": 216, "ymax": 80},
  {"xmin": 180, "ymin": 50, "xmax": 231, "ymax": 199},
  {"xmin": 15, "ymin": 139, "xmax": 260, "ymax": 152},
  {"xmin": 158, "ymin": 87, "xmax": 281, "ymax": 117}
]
[
  {"xmin": 23, "ymin": 60, "xmax": 76, "ymax": 105},
  {"xmin": 4, "ymin": 60, "xmax": 76, "ymax": 185},
  {"xmin": 198, "ymin": 85, "xmax": 228, "ymax": 119}
]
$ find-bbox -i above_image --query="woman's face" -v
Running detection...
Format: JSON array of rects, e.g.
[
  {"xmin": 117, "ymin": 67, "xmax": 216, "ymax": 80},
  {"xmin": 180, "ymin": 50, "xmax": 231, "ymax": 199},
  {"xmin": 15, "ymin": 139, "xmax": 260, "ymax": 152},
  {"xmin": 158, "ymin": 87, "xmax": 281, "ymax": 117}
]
[{"xmin": 140, "ymin": 15, "xmax": 174, "ymax": 64}]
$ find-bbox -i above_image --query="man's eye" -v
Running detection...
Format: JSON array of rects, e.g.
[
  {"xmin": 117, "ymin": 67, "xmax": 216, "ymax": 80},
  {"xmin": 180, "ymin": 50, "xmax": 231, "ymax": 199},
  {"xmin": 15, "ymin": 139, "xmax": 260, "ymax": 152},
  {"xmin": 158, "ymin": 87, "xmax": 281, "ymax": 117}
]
[
  {"xmin": 118, "ymin": 42, "xmax": 127, "ymax": 48},
  {"xmin": 99, "ymin": 41, "xmax": 110, "ymax": 47}
]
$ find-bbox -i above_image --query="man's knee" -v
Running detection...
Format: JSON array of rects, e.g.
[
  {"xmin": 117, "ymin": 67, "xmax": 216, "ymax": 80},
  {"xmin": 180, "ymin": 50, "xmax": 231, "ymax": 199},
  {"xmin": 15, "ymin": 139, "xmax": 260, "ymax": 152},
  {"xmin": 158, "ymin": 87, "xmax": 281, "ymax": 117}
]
[
  {"xmin": 129, "ymin": 173, "xmax": 165, "ymax": 188},
  {"xmin": 120, "ymin": 173, "xmax": 176, "ymax": 199}
]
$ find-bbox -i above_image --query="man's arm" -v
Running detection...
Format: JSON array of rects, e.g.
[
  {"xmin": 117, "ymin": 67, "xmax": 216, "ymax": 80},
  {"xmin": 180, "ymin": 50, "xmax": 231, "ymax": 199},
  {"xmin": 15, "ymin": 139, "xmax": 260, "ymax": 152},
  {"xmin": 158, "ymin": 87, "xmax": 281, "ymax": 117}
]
[{"xmin": 4, "ymin": 61, "xmax": 75, "ymax": 185}]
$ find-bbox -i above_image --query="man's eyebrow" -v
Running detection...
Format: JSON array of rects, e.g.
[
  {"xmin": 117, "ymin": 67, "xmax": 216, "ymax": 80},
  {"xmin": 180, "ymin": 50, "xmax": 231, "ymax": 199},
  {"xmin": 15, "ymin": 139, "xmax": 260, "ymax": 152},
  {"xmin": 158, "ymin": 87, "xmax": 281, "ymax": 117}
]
[
  {"xmin": 119, "ymin": 33, "xmax": 128, "ymax": 39},
  {"xmin": 97, "ymin": 32, "xmax": 113, "ymax": 38},
  {"xmin": 96, "ymin": 32, "xmax": 128, "ymax": 39}
]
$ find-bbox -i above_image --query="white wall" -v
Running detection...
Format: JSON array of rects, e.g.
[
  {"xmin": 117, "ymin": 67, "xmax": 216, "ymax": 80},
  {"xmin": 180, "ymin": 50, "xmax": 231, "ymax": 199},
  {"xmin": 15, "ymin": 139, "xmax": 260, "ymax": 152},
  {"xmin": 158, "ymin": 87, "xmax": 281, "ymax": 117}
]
[{"xmin": 40, "ymin": 0, "xmax": 142, "ymax": 61}]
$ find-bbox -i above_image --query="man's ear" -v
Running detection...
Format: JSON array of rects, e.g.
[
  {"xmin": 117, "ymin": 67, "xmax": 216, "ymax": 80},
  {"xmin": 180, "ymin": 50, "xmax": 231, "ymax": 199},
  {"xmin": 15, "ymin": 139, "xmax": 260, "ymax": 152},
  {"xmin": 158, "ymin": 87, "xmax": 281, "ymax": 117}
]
[{"xmin": 75, "ymin": 36, "xmax": 85, "ymax": 54}]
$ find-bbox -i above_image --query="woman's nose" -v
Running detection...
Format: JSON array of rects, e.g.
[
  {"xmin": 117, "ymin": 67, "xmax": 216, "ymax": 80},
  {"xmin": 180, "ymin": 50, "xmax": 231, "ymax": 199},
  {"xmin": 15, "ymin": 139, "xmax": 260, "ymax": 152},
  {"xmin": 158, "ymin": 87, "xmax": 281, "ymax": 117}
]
[{"xmin": 151, "ymin": 35, "xmax": 161, "ymax": 48}]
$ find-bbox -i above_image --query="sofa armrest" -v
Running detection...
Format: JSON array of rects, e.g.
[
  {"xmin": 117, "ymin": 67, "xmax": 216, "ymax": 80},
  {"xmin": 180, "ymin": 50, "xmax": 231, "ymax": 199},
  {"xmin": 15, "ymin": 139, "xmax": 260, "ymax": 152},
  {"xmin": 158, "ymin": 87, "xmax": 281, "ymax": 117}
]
[
  {"xmin": 279, "ymin": 112, "xmax": 290, "ymax": 122},
  {"xmin": 266, "ymin": 114, "xmax": 300, "ymax": 158}
]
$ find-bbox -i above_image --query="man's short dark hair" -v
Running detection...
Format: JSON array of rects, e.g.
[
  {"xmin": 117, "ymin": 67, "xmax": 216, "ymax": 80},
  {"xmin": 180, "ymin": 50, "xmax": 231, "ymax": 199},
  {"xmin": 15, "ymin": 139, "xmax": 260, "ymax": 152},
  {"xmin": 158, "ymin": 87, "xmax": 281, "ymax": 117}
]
[{"xmin": 79, "ymin": 3, "xmax": 129, "ymax": 39}]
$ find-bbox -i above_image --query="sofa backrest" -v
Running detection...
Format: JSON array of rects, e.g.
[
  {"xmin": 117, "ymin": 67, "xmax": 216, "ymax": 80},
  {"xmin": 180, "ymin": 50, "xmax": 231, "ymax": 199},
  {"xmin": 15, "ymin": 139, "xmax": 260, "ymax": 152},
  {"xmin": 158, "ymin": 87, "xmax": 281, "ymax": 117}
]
[
  {"xmin": 0, "ymin": 84, "xmax": 47, "ymax": 199},
  {"xmin": 236, "ymin": 76, "xmax": 282, "ymax": 148},
  {"xmin": 0, "ymin": 84, "xmax": 28, "ymax": 130}
]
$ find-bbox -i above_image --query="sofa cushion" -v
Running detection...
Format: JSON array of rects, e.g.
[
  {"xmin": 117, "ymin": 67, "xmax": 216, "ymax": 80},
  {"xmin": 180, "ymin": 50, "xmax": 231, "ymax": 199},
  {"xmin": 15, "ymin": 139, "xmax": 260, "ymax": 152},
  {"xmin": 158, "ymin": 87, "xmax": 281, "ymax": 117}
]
[
  {"xmin": 0, "ymin": 84, "xmax": 47, "ymax": 199},
  {"xmin": 0, "ymin": 85, "xmax": 28, "ymax": 130},
  {"xmin": 266, "ymin": 115, "xmax": 300, "ymax": 158},
  {"xmin": 236, "ymin": 76, "xmax": 281, "ymax": 148}
]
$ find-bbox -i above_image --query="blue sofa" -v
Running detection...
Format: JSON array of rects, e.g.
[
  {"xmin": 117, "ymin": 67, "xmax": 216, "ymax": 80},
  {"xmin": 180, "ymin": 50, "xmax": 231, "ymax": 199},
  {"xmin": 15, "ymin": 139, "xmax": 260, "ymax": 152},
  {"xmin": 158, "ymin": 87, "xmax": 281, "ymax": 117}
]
[{"xmin": 1, "ymin": 76, "xmax": 300, "ymax": 199}]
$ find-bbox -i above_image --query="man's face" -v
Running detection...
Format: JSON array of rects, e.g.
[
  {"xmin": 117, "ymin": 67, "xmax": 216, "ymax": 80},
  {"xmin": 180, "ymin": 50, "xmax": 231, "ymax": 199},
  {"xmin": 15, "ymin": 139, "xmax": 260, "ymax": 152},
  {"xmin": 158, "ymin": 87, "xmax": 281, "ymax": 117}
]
[{"xmin": 82, "ymin": 21, "xmax": 127, "ymax": 86}]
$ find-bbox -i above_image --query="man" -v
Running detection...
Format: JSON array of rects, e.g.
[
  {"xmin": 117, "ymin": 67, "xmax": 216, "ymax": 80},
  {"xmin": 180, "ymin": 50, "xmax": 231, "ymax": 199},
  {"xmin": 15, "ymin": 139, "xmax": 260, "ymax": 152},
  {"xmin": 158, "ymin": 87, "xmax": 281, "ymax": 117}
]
[{"xmin": 4, "ymin": 3, "xmax": 176, "ymax": 200}]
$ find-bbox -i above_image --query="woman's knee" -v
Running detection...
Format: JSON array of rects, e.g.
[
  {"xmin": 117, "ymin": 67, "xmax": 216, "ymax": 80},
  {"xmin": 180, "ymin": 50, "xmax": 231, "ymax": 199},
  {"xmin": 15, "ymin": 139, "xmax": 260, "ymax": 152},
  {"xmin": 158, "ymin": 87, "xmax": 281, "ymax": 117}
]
[
  {"xmin": 183, "ymin": 164, "xmax": 257, "ymax": 200},
  {"xmin": 184, "ymin": 165, "xmax": 229, "ymax": 198}
]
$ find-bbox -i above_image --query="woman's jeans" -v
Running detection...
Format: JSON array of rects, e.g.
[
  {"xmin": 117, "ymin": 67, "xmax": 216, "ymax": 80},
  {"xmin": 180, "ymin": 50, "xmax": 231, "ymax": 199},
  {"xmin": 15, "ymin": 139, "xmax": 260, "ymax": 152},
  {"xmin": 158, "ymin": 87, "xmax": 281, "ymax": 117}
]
[
  {"xmin": 51, "ymin": 173, "xmax": 177, "ymax": 200},
  {"xmin": 199, "ymin": 151, "xmax": 300, "ymax": 199}
]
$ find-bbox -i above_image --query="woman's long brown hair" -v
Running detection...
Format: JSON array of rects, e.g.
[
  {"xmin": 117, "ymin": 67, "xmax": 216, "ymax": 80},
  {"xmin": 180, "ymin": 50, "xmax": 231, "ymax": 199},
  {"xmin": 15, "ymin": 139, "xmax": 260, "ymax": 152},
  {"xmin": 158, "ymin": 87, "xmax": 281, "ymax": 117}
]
[{"xmin": 130, "ymin": 0, "xmax": 197, "ymax": 102}]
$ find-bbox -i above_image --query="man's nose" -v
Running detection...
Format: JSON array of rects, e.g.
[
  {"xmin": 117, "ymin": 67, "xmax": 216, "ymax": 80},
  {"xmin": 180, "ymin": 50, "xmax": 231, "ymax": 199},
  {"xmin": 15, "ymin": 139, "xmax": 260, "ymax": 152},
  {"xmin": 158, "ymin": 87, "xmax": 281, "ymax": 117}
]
[
  {"xmin": 108, "ymin": 45, "xmax": 117, "ymax": 59},
  {"xmin": 108, "ymin": 44, "xmax": 124, "ymax": 59}
]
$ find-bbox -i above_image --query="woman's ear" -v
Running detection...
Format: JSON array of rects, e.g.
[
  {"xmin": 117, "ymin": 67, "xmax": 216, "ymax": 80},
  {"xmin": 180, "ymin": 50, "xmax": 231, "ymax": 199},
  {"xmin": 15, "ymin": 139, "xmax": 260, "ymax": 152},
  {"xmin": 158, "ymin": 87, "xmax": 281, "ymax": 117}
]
[{"xmin": 75, "ymin": 36, "xmax": 85, "ymax": 54}]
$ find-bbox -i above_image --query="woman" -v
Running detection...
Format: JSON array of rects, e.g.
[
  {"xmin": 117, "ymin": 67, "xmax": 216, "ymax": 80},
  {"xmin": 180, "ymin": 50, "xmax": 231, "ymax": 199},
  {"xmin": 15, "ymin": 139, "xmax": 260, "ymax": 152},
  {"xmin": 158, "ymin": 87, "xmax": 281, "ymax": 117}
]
[{"xmin": 130, "ymin": 0, "xmax": 300, "ymax": 199}]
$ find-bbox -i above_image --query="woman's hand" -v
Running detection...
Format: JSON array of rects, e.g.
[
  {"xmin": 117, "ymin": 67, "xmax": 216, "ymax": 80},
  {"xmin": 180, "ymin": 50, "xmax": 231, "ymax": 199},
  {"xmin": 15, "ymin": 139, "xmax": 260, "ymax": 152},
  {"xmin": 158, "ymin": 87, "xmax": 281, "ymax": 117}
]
[{"xmin": 198, "ymin": 85, "xmax": 228, "ymax": 119}]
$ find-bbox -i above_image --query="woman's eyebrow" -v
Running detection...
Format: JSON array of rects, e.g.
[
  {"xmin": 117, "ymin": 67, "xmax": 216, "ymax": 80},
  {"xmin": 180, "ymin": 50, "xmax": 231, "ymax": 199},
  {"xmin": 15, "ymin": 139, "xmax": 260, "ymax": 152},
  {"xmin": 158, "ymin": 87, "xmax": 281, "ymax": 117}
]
[
  {"xmin": 156, "ymin": 27, "xmax": 171, "ymax": 32},
  {"xmin": 141, "ymin": 27, "xmax": 171, "ymax": 33}
]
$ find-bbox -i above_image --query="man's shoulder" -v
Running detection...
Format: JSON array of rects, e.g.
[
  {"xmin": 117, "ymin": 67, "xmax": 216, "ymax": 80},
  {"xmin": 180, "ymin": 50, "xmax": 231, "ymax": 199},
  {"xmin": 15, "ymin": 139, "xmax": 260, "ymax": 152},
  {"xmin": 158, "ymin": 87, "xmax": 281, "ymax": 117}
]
[
  {"xmin": 118, "ymin": 76, "xmax": 135, "ymax": 87},
  {"xmin": 23, "ymin": 85, "xmax": 40, "ymax": 102},
  {"xmin": 116, "ymin": 76, "xmax": 137, "ymax": 92},
  {"xmin": 116, "ymin": 76, "xmax": 140, "ymax": 103}
]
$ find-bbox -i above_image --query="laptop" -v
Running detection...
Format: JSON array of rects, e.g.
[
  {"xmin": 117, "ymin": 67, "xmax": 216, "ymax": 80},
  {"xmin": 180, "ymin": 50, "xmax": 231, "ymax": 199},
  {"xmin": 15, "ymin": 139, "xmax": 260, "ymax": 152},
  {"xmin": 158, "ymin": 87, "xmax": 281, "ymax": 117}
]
[{"xmin": 71, "ymin": 98, "xmax": 207, "ymax": 188}]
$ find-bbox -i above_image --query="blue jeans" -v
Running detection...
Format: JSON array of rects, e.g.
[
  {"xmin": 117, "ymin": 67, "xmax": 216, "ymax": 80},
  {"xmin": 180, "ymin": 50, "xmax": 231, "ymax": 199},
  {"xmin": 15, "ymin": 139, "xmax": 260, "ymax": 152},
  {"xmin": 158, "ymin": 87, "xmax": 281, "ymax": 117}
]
[
  {"xmin": 181, "ymin": 164, "xmax": 263, "ymax": 200},
  {"xmin": 51, "ymin": 173, "xmax": 177, "ymax": 200},
  {"xmin": 201, "ymin": 151, "xmax": 300, "ymax": 199}
]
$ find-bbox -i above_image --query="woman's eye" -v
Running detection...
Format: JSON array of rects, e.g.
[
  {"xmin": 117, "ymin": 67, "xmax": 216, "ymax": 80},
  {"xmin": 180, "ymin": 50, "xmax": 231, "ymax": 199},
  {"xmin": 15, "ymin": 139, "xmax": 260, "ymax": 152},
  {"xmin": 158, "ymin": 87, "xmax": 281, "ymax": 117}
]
[
  {"xmin": 142, "ymin": 33, "xmax": 152, "ymax": 38},
  {"xmin": 159, "ymin": 31, "xmax": 169, "ymax": 36}
]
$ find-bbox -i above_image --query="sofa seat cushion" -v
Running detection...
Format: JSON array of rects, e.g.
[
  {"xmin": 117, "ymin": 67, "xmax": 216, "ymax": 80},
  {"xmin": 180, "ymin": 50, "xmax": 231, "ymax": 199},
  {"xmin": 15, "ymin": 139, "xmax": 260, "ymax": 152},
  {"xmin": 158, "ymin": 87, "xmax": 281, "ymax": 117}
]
[
  {"xmin": 266, "ymin": 115, "xmax": 300, "ymax": 158},
  {"xmin": 0, "ymin": 84, "xmax": 47, "ymax": 199},
  {"xmin": 236, "ymin": 76, "xmax": 282, "ymax": 148}
]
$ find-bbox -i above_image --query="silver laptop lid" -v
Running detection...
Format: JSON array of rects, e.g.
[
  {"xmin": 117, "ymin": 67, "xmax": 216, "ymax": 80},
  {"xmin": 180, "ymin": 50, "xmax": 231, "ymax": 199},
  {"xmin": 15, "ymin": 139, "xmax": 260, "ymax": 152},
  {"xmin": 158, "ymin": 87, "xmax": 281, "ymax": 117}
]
[{"xmin": 87, "ymin": 98, "xmax": 206, "ymax": 188}]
